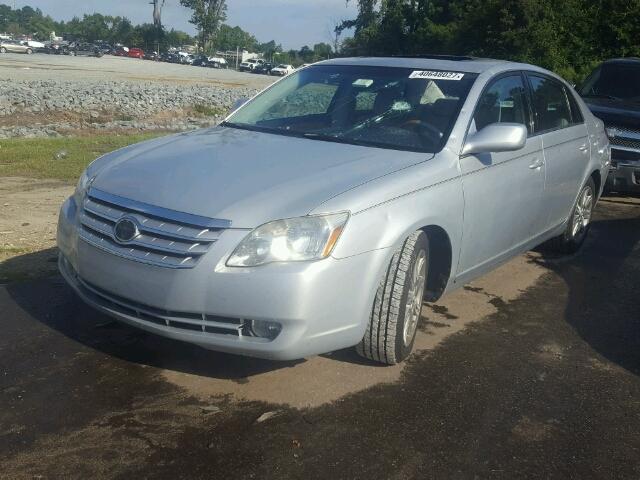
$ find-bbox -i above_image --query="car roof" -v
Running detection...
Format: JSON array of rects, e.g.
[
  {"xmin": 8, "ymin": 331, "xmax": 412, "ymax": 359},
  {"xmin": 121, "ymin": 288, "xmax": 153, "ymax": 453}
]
[
  {"xmin": 317, "ymin": 55, "xmax": 541, "ymax": 75},
  {"xmin": 602, "ymin": 57, "xmax": 640, "ymax": 65}
]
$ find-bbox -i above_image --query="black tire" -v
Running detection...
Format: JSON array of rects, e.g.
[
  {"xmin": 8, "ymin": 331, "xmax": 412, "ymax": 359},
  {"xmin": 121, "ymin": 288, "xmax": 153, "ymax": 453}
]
[
  {"xmin": 357, "ymin": 230, "xmax": 429, "ymax": 365},
  {"xmin": 26, "ymin": 48, "xmax": 33, "ymax": 55},
  {"xmin": 547, "ymin": 177, "xmax": 596, "ymax": 254},
  {"xmin": 0, "ymin": 47, "xmax": 6, "ymax": 53}
]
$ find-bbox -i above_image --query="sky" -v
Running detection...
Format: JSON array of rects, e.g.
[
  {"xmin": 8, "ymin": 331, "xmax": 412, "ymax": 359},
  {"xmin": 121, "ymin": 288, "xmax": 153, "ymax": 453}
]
[{"xmin": 6, "ymin": 0, "xmax": 359, "ymax": 50}]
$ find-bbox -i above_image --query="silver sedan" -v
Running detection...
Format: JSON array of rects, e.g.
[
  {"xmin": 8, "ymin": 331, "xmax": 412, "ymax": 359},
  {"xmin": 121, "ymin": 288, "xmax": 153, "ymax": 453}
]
[
  {"xmin": 57, "ymin": 56, "xmax": 610, "ymax": 364},
  {"xmin": 0, "ymin": 40, "xmax": 33, "ymax": 54}
]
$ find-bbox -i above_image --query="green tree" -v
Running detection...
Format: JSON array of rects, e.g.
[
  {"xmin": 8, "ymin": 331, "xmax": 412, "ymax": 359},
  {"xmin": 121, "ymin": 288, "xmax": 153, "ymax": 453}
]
[
  {"xmin": 339, "ymin": 0, "xmax": 640, "ymax": 84},
  {"xmin": 313, "ymin": 42, "xmax": 332, "ymax": 59},
  {"xmin": 212, "ymin": 24, "xmax": 257, "ymax": 52},
  {"xmin": 179, "ymin": 0, "xmax": 227, "ymax": 52}
]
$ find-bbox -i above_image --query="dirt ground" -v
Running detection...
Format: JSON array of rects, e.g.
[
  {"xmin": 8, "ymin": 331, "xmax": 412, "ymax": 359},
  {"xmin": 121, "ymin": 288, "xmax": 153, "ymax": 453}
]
[
  {"xmin": 0, "ymin": 177, "xmax": 72, "ymax": 282},
  {"xmin": 1, "ymin": 195, "xmax": 639, "ymax": 479},
  {"xmin": 0, "ymin": 175, "xmax": 549, "ymax": 407}
]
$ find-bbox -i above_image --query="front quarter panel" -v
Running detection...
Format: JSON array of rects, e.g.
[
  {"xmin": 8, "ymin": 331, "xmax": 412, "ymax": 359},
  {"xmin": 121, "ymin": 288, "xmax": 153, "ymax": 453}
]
[{"xmin": 320, "ymin": 151, "xmax": 463, "ymax": 281}]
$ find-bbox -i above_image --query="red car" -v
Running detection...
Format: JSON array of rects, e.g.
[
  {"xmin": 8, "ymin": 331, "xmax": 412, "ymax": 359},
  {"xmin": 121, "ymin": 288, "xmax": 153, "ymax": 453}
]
[{"xmin": 127, "ymin": 48, "xmax": 144, "ymax": 59}]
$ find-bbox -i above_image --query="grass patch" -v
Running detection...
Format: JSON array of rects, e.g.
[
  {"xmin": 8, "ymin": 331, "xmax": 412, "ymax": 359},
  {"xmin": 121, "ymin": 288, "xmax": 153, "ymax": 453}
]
[
  {"xmin": 192, "ymin": 104, "xmax": 227, "ymax": 117},
  {"xmin": 0, "ymin": 133, "xmax": 166, "ymax": 182}
]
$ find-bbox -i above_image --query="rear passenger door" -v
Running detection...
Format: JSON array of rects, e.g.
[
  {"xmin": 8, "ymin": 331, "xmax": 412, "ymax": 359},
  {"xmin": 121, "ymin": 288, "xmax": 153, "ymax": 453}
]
[
  {"xmin": 526, "ymin": 73, "xmax": 589, "ymax": 230},
  {"xmin": 457, "ymin": 73, "xmax": 545, "ymax": 279}
]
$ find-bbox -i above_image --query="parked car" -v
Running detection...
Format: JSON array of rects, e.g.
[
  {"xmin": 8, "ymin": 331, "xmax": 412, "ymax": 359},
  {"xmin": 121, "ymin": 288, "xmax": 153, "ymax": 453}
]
[
  {"xmin": 26, "ymin": 39, "xmax": 46, "ymax": 52},
  {"xmin": 579, "ymin": 58, "xmax": 640, "ymax": 194},
  {"xmin": 144, "ymin": 51, "xmax": 160, "ymax": 61},
  {"xmin": 68, "ymin": 43, "xmax": 103, "ymax": 57},
  {"xmin": 239, "ymin": 58, "xmax": 264, "ymax": 72},
  {"xmin": 179, "ymin": 53, "xmax": 194, "ymax": 65},
  {"xmin": 127, "ymin": 48, "xmax": 144, "ymax": 59},
  {"xmin": 207, "ymin": 56, "xmax": 227, "ymax": 69},
  {"xmin": 113, "ymin": 47, "xmax": 129, "ymax": 57},
  {"xmin": 57, "ymin": 56, "xmax": 609, "ymax": 365},
  {"xmin": 253, "ymin": 62, "xmax": 274, "ymax": 75},
  {"xmin": 94, "ymin": 42, "xmax": 113, "ymax": 56},
  {"xmin": 271, "ymin": 64, "xmax": 295, "ymax": 76},
  {"xmin": 160, "ymin": 52, "xmax": 180, "ymax": 63},
  {"xmin": 192, "ymin": 54, "xmax": 209, "ymax": 66},
  {"xmin": 0, "ymin": 40, "xmax": 33, "ymax": 54}
]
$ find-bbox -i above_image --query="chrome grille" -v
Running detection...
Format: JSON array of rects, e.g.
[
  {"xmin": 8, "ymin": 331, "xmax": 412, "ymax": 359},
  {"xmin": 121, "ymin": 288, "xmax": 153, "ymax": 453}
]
[
  {"xmin": 607, "ymin": 125, "xmax": 640, "ymax": 151},
  {"xmin": 78, "ymin": 188, "xmax": 230, "ymax": 268},
  {"xmin": 610, "ymin": 137, "xmax": 640, "ymax": 150}
]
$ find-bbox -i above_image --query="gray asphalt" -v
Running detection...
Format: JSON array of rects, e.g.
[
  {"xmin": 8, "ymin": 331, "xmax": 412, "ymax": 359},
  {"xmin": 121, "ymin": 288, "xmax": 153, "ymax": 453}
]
[{"xmin": 1, "ymin": 196, "xmax": 639, "ymax": 479}]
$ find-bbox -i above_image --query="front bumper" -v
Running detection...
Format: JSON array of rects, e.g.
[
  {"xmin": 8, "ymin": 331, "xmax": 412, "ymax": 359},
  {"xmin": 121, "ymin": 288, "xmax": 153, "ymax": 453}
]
[
  {"xmin": 607, "ymin": 149, "xmax": 640, "ymax": 193},
  {"xmin": 57, "ymin": 197, "xmax": 390, "ymax": 360}
]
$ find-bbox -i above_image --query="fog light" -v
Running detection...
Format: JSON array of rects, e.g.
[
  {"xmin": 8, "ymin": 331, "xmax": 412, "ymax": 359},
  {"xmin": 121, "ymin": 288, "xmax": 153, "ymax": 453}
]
[{"xmin": 250, "ymin": 320, "xmax": 282, "ymax": 340}]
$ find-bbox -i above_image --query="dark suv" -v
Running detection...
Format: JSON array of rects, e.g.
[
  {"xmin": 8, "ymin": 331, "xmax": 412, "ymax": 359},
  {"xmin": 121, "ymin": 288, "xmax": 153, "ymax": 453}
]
[{"xmin": 579, "ymin": 58, "xmax": 640, "ymax": 193}]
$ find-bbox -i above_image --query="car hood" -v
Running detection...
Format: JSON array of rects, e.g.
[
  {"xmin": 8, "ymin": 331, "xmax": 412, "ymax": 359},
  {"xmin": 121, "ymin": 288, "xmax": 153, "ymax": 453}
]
[
  {"xmin": 90, "ymin": 127, "xmax": 431, "ymax": 228},
  {"xmin": 583, "ymin": 98, "xmax": 640, "ymax": 129}
]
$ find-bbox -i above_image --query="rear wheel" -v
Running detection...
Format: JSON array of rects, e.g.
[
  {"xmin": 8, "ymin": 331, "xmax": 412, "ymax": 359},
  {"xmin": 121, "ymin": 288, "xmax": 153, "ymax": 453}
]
[
  {"xmin": 548, "ymin": 177, "xmax": 595, "ymax": 254},
  {"xmin": 0, "ymin": 47, "xmax": 6, "ymax": 53},
  {"xmin": 357, "ymin": 230, "xmax": 428, "ymax": 365}
]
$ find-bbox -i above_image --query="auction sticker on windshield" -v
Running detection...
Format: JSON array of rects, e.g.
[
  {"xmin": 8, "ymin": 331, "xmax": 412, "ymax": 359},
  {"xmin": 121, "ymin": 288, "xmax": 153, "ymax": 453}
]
[{"xmin": 409, "ymin": 71, "xmax": 465, "ymax": 81}]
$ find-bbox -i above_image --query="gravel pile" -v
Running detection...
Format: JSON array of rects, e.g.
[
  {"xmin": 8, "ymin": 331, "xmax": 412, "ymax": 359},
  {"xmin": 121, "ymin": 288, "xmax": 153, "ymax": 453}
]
[{"xmin": 0, "ymin": 79, "xmax": 259, "ymax": 138}]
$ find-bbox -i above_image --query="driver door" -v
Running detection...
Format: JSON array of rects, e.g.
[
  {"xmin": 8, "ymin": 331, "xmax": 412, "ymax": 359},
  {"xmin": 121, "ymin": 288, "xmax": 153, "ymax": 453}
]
[{"xmin": 456, "ymin": 73, "xmax": 546, "ymax": 281}]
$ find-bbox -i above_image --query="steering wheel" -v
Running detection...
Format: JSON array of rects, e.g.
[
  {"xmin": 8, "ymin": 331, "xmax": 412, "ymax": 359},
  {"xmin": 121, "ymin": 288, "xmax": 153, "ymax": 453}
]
[{"xmin": 402, "ymin": 119, "xmax": 443, "ymax": 145}]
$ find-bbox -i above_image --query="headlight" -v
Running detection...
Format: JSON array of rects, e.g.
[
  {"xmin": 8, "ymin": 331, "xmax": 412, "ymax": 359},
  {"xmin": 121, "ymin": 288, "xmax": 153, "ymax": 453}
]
[
  {"xmin": 73, "ymin": 171, "xmax": 92, "ymax": 207},
  {"xmin": 226, "ymin": 213, "xmax": 349, "ymax": 267}
]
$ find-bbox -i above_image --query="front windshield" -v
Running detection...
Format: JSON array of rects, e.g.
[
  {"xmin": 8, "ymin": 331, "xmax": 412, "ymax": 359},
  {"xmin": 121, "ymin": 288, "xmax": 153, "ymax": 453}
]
[
  {"xmin": 579, "ymin": 63, "xmax": 640, "ymax": 101},
  {"xmin": 226, "ymin": 65, "xmax": 478, "ymax": 153}
]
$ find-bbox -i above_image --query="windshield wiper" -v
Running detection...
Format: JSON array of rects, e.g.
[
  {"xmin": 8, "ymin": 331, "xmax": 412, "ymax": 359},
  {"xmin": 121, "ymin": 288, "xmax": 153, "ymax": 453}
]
[{"xmin": 301, "ymin": 132, "xmax": 360, "ymax": 144}]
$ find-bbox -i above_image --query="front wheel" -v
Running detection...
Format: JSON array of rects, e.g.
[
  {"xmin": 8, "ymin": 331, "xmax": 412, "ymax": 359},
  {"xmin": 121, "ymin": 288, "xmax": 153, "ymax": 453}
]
[
  {"xmin": 26, "ymin": 48, "xmax": 33, "ymax": 55},
  {"xmin": 357, "ymin": 230, "xmax": 429, "ymax": 365},
  {"xmin": 548, "ymin": 177, "xmax": 596, "ymax": 254},
  {"xmin": 0, "ymin": 47, "xmax": 6, "ymax": 53}
]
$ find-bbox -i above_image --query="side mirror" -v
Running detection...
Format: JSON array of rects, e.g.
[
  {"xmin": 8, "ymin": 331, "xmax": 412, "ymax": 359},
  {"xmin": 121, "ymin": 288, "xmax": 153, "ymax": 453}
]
[
  {"xmin": 462, "ymin": 123, "xmax": 527, "ymax": 156},
  {"xmin": 231, "ymin": 97, "xmax": 249, "ymax": 112}
]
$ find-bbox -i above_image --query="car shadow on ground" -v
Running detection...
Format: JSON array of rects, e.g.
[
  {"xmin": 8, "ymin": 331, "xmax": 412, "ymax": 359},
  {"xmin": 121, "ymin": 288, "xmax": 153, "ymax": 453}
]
[
  {"xmin": 532, "ymin": 204, "xmax": 640, "ymax": 376},
  {"xmin": 4, "ymin": 251, "xmax": 312, "ymax": 381}
]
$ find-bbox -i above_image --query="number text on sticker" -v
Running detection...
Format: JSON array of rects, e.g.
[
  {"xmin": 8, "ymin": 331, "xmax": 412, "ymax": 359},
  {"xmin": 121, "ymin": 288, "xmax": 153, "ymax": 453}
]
[{"xmin": 409, "ymin": 71, "xmax": 465, "ymax": 81}]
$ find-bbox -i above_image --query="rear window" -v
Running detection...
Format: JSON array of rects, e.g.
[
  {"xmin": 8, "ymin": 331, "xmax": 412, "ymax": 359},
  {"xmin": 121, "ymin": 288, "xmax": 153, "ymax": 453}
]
[{"xmin": 579, "ymin": 63, "xmax": 640, "ymax": 101}]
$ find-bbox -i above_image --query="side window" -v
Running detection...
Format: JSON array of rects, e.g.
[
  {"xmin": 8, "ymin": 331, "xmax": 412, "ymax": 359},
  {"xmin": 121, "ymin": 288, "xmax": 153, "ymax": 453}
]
[
  {"xmin": 528, "ymin": 75, "xmax": 572, "ymax": 132},
  {"xmin": 474, "ymin": 75, "xmax": 530, "ymax": 133},
  {"xmin": 565, "ymin": 87, "xmax": 584, "ymax": 124}
]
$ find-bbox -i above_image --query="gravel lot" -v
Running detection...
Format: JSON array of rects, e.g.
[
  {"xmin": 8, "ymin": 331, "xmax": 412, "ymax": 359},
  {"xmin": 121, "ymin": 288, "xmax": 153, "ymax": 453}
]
[{"xmin": 0, "ymin": 53, "xmax": 275, "ymax": 138}]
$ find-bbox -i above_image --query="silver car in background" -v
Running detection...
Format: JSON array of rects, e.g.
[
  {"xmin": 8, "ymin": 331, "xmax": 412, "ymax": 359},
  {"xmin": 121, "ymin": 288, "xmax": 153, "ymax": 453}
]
[
  {"xmin": 57, "ymin": 56, "xmax": 610, "ymax": 364},
  {"xmin": 0, "ymin": 40, "xmax": 33, "ymax": 54}
]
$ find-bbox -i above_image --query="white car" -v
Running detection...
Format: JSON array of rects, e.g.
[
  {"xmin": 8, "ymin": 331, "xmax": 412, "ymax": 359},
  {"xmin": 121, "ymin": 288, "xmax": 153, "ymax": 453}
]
[
  {"xmin": 207, "ymin": 56, "xmax": 227, "ymax": 68},
  {"xmin": 271, "ymin": 64, "xmax": 295, "ymax": 76},
  {"xmin": 239, "ymin": 58, "xmax": 264, "ymax": 72}
]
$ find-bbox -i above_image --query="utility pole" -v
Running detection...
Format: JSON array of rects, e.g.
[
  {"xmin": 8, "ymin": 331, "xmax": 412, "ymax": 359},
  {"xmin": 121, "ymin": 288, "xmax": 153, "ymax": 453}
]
[{"xmin": 236, "ymin": 45, "xmax": 239, "ymax": 70}]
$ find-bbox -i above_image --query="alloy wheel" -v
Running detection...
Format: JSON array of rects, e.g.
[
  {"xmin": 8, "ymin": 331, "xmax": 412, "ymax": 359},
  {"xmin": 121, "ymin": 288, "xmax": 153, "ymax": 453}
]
[
  {"xmin": 403, "ymin": 250, "xmax": 427, "ymax": 346},
  {"xmin": 571, "ymin": 184, "xmax": 594, "ymax": 242}
]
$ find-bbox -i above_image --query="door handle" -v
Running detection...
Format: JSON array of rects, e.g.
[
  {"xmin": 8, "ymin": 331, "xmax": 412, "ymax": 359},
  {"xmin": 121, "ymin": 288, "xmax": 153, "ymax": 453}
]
[
  {"xmin": 529, "ymin": 158, "xmax": 543, "ymax": 170},
  {"xmin": 579, "ymin": 144, "xmax": 589, "ymax": 152}
]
